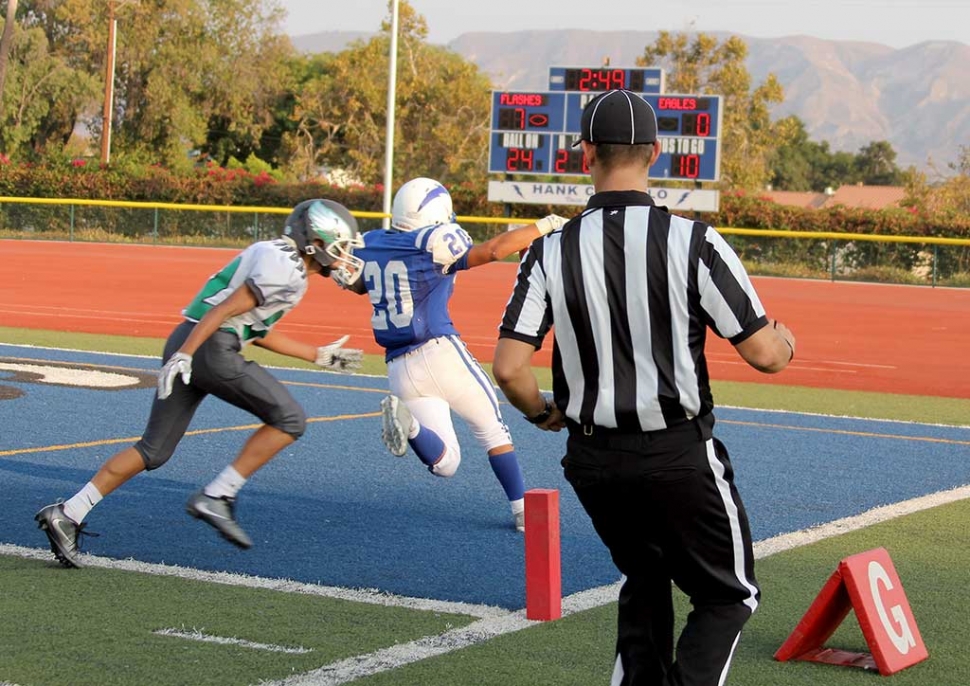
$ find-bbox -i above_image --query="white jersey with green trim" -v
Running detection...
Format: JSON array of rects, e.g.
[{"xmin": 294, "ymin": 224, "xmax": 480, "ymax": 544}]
[{"xmin": 182, "ymin": 238, "xmax": 309, "ymax": 344}]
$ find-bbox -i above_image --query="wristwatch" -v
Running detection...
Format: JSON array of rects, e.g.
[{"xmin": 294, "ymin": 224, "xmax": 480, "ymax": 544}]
[{"xmin": 524, "ymin": 398, "xmax": 553, "ymax": 425}]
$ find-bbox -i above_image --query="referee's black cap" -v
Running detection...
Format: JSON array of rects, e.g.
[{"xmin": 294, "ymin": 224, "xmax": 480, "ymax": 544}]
[{"xmin": 572, "ymin": 89, "xmax": 658, "ymax": 147}]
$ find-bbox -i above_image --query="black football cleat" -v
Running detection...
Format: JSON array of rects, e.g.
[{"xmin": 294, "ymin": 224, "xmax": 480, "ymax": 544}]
[
  {"xmin": 186, "ymin": 491, "xmax": 253, "ymax": 549},
  {"xmin": 35, "ymin": 503, "xmax": 88, "ymax": 568}
]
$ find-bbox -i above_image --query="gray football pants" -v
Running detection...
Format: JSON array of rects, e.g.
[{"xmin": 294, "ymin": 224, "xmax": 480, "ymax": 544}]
[{"xmin": 134, "ymin": 320, "xmax": 306, "ymax": 469}]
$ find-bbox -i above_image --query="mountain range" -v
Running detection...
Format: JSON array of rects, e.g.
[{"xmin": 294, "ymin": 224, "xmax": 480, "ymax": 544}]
[{"xmin": 291, "ymin": 30, "xmax": 970, "ymax": 172}]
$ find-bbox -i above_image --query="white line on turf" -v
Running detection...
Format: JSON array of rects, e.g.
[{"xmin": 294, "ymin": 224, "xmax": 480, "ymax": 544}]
[
  {"xmin": 0, "ymin": 544, "xmax": 506, "ymax": 620},
  {"xmin": 718, "ymin": 403, "xmax": 970, "ymax": 430},
  {"xmin": 752, "ymin": 483, "xmax": 970, "ymax": 559},
  {"xmin": 0, "ymin": 344, "xmax": 388, "ymax": 379},
  {"xmin": 153, "ymin": 628, "xmax": 312, "ymax": 654},
  {"xmin": 258, "ymin": 613, "xmax": 540, "ymax": 686}
]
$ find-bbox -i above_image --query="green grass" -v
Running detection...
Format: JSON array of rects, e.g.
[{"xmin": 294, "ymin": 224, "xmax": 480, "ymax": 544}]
[
  {"xmin": 0, "ymin": 555, "xmax": 476, "ymax": 686},
  {"xmin": 3, "ymin": 501, "xmax": 965, "ymax": 685},
  {"xmin": 2, "ymin": 326, "xmax": 968, "ymax": 685}
]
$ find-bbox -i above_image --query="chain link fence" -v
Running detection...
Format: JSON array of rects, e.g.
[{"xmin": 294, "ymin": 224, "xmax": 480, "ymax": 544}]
[{"xmin": 2, "ymin": 198, "xmax": 968, "ymax": 287}]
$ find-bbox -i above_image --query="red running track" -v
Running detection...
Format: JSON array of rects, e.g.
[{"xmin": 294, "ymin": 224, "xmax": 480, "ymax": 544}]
[{"xmin": 2, "ymin": 240, "xmax": 968, "ymax": 399}]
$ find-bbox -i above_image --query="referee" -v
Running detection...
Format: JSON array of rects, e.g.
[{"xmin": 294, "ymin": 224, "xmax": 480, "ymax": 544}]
[{"xmin": 493, "ymin": 89, "xmax": 796, "ymax": 686}]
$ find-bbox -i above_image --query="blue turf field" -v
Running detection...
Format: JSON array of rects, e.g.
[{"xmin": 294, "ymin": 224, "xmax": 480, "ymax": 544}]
[{"xmin": 2, "ymin": 343, "xmax": 968, "ymax": 610}]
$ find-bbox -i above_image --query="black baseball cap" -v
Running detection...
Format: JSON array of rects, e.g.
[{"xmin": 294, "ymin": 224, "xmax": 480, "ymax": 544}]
[{"xmin": 572, "ymin": 89, "xmax": 658, "ymax": 147}]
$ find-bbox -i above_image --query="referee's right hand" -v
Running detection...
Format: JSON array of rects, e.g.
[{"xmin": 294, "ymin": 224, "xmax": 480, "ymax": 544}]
[{"xmin": 535, "ymin": 404, "xmax": 566, "ymax": 432}]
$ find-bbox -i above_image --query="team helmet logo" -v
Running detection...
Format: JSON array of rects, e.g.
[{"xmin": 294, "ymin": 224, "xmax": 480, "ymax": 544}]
[
  {"xmin": 417, "ymin": 185, "xmax": 449, "ymax": 213},
  {"xmin": 307, "ymin": 200, "xmax": 350, "ymax": 245}
]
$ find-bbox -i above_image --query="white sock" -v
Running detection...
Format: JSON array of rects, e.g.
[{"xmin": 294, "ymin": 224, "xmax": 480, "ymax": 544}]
[
  {"xmin": 62, "ymin": 482, "xmax": 103, "ymax": 525},
  {"xmin": 203, "ymin": 466, "xmax": 247, "ymax": 499},
  {"xmin": 408, "ymin": 416, "xmax": 421, "ymax": 439},
  {"xmin": 510, "ymin": 498, "xmax": 525, "ymax": 515}
]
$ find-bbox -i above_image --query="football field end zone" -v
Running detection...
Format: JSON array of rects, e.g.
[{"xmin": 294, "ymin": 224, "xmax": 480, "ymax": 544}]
[{"xmin": 5, "ymin": 484, "xmax": 968, "ymax": 686}]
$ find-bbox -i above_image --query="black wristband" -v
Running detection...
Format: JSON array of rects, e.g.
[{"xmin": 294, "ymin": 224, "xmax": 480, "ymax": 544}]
[
  {"xmin": 524, "ymin": 398, "xmax": 552, "ymax": 425},
  {"xmin": 783, "ymin": 337, "xmax": 795, "ymax": 362}
]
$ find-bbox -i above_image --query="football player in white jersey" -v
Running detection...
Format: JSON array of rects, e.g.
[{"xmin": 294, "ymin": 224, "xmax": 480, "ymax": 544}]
[
  {"xmin": 337, "ymin": 177, "xmax": 566, "ymax": 532},
  {"xmin": 35, "ymin": 199, "xmax": 365, "ymax": 566}
]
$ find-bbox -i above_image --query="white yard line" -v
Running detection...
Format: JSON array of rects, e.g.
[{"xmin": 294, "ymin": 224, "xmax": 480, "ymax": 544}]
[
  {"xmin": 717, "ymin": 403, "xmax": 970, "ymax": 430},
  {"xmin": 153, "ymin": 628, "xmax": 313, "ymax": 654},
  {"xmin": 0, "ymin": 544, "xmax": 505, "ymax": 620},
  {"xmin": 752, "ymin": 484, "xmax": 970, "ymax": 559}
]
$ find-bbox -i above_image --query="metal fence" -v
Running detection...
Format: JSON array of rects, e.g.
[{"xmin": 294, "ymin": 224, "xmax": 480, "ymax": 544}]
[{"xmin": 2, "ymin": 196, "xmax": 969, "ymax": 287}]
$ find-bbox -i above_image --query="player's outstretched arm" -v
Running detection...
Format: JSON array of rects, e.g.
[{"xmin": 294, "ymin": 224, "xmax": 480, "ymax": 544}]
[
  {"xmin": 253, "ymin": 329, "xmax": 317, "ymax": 362},
  {"xmin": 253, "ymin": 331, "xmax": 363, "ymax": 371},
  {"xmin": 464, "ymin": 215, "xmax": 566, "ymax": 269}
]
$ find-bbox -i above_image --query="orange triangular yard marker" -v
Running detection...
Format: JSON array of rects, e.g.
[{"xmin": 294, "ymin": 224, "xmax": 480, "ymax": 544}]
[{"xmin": 775, "ymin": 547, "xmax": 928, "ymax": 675}]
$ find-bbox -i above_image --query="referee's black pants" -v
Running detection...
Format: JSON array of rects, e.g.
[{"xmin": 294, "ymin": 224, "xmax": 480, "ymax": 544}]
[{"xmin": 562, "ymin": 414, "xmax": 759, "ymax": 686}]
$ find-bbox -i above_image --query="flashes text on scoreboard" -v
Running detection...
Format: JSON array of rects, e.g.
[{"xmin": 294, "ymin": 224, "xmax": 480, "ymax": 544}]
[{"xmin": 488, "ymin": 91, "xmax": 722, "ymax": 182}]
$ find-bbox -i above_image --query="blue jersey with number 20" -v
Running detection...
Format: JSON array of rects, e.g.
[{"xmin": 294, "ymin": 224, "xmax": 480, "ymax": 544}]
[{"xmin": 356, "ymin": 223, "xmax": 475, "ymax": 361}]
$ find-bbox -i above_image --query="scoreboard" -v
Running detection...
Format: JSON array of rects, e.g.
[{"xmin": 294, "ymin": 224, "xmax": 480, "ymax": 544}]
[{"xmin": 488, "ymin": 90, "xmax": 722, "ymax": 181}]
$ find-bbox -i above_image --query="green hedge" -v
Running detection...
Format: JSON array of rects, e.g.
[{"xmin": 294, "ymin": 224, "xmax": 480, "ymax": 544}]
[{"xmin": 4, "ymin": 162, "xmax": 969, "ymax": 234}]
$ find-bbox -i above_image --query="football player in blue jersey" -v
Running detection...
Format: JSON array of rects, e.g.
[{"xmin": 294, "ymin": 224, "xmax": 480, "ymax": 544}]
[
  {"xmin": 35, "ymin": 199, "xmax": 366, "ymax": 566},
  {"xmin": 336, "ymin": 177, "xmax": 566, "ymax": 532}
]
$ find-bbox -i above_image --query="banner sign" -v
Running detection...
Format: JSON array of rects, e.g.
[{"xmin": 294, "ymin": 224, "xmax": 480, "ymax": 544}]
[{"xmin": 487, "ymin": 181, "xmax": 720, "ymax": 213}]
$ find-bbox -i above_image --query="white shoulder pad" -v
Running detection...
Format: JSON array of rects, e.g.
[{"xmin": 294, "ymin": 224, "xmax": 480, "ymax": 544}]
[
  {"xmin": 247, "ymin": 240, "xmax": 305, "ymax": 302},
  {"xmin": 429, "ymin": 223, "xmax": 474, "ymax": 270}
]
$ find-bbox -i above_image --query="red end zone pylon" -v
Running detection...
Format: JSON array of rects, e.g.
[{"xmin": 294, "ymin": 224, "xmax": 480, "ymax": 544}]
[
  {"xmin": 524, "ymin": 488, "xmax": 561, "ymax": 621},
  {"xmin": 775, "ymin": 547, "xmax": 928, "ymax": 675}
]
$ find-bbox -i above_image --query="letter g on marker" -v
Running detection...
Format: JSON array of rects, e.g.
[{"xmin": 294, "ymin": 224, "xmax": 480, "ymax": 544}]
[{"xmin": 869, "ymin": 560, "xmax": 916, "ymax": 654}]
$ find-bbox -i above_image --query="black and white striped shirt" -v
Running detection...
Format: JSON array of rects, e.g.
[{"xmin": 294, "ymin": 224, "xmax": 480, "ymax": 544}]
[{"xmin": 499, "ymin": 190, "xmax": 768, "ymax": 431}]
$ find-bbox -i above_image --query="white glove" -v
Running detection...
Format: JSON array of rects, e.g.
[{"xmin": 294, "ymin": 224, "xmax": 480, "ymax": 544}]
[
  {"xmin": 315, "ymin": 335, "xmax": 363, "ymax": 372},
  {"xmin": 535, "ymin": 214, "xmax": 567, "ymax": 236},
  {"xmin": 157, "ymin": 352, "xmax": 193, "ymax": 400}
]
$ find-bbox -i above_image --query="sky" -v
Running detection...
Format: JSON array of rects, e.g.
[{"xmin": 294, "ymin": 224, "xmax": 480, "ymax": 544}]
[{"xmin": 280, "ymin": 0, "xmax": 969, "ymax": 48}]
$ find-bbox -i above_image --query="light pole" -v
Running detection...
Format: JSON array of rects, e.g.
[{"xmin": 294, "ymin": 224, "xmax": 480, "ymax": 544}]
[
  {"xmin": 100, "ymin": 0, "xmax": 118, "ymax": 164},
  {"xmin": 381, "ymin": 0, "xmax": 400, "ymax": 229}
]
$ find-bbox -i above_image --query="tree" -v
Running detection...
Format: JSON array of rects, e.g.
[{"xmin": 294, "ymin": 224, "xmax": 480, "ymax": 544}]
[
  {"xmin": 953, "ymin": 145, "xmax": 970, "ymax": 177},
  {"xmin": 0, "ymin": 17, "xmax": 98, "ymax": 156},
  {"xmin": 855, "ymin": 140, "xmax": 901, "ymax": 186},
  {"xmin": 14, "ymin": 0, "xmax": 293, "ymax": 167},
  {"xmin": 638, "ymin": 32, "xmax": 789, "ymax": 190},
  {"xmin": 768, "ymin": 117, "xmax": 906, "ymax": 192},
  {"xmin": 284, "ymin": 1, "xmax": 492, "ymax": 185},
  {"xmin": 905, "ymin": 145, "xmax": 970, "ymax": 220},
  {"xmin": 768, "ymin": 116, "xmax": 818, "ymax": 191},
  {"xmin": 0, "ymin": 0, "xmax": 18, "ymax": 115}
]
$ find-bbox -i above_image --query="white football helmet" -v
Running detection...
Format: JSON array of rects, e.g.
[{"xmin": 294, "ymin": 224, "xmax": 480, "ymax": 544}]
[
  {"xmin": 283, "ymin": 199, "xmax": 364, "ymax": 284},
  {"xmin": 391, "ymin": 177, "xmax": 456, "ymax": 232}
]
